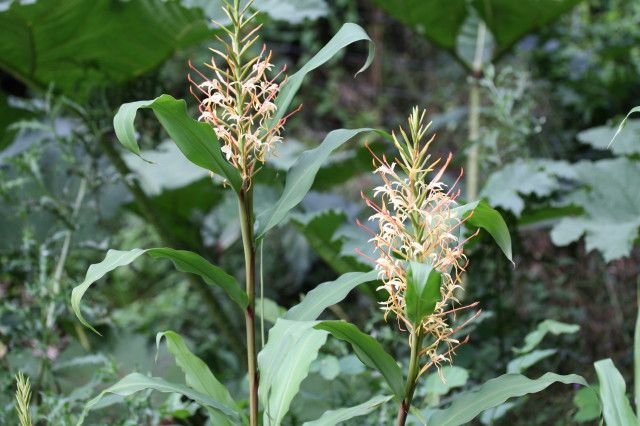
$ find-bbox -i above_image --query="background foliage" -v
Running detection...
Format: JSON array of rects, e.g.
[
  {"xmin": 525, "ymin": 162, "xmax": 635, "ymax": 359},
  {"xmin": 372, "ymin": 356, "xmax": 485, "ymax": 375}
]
[{"xmin": 0, "ymin": 0, "xmax": 638, "ymax": 424}]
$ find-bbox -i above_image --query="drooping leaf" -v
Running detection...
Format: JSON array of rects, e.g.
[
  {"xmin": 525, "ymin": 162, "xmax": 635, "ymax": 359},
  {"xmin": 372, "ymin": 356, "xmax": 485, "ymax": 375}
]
[
  {"xmin": 314, "ymin": 320, "xmax": 404, "ymax": 399},
  {"xmin": 302, "ymin": 394, "xmax": 393, "ymax": 426},
  {"xmin": 285, "ymin": 270, "xmax": 378, "ymax": 321},
  {"xmin": 258, "ymin": 319, "xmax": 328, "ymax": 426},
  {"xmin": 579, "ymin": 118, "xmax": 640, "ymax": 156},
  {"xmin": 256, "ymin": 128, "xmax": 375, "ymax": 238},
  {"xmin": 427, "ymin": 373, "xmax": 588, "ymax": 426},
  {"xmin": 610, "ymin": 106, "xmax": 640, "ymax": 148},
  {"xmin": 453, "ymin": 200, "xmax": 512, "ymax": 262},
  {"xmin": 550, "ymin": 158, "xmax": 640, "ymax": 262},
  {"xmin": 594, "ymin": 359, "xmax": 638, "ymax": 426},
  {"xmin": 0, "ymin": 0, "xmax": 213, "ymax": 98},
  {"xmin": 76, "ymin": 373, "xmax": 238, "ymax": 426},
  {"xmin": 405, "ymin": 262, "xmax": 441, "ymax": 325},
  {"xmin": 269, "ymin": 23, "xmax": 374, "ymax": 127},
  {"xmin": 512, "ymin": 320, "xmax": 579, "ymax": 354},
  {"xmin": 156, "ymin": 331, "xmax": 238, "ymax": 426},
  {"xmin": 72, "ymin": 248, "xmax": 247, "ymax": 333},
  {"xmin": 113, "ymin": 94, "xmax": 242, "ymax": 192}
]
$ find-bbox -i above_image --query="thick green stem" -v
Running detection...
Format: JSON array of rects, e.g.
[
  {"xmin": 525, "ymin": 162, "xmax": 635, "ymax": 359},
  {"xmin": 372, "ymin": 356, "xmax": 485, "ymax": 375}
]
[
  {"xmin": 396, "ymin": 331, "xmax": 424, "ymax": 426},
  {"xmin": 238, "ymin": 188, "xmax": 258, "ymax": 426}
]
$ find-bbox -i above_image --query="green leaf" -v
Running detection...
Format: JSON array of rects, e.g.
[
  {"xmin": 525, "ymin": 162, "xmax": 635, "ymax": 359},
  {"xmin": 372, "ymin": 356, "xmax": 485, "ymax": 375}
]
[
  {"xmin": 285, "ymin": 270, "xmax": 378, "ymax": 321},
  {"xmin": 423, "ymin": 366, "xmax": 469, "ymax": 396},
  {"xmin": 156, "ymin": 331, "xmax": 238, "ymax": 426},
  {"xmin": 256, "ymin": 128, "xmax": 374, "ymax": 238},
  {"xmin": 579, "ymin": 117, "xmax": 640, "ymax": 156},
  {"xmin": 258, "ymin": 319, "xmax": 329, "ymax": 426},
  {"xmin": 480, "ymin": 160, "xmax": 572, "ymax": 216},
  {"xmin": 292, "ymin": 210, "xmax": 371, "ymax": 275},
  {"xmin": 0, "ymin": 0, "xmax": 212, "ymax": 98},
  {"xmin": 550, "ymin": 158, "xmax": 640, "ymax": 262},
  {"xmin": 314, "ymin": 320, "xmax": 404, "ymax": 399},
  {"xmin": 471, "ymin": 0, "xmax": 582, "ymax": 57},
  {"xmin": 610, "ymin": 106, "xmax": 640, "ymax": 148},
  {"xmin": 113, "ymin": 94, "xmax": 242, "ymax": 192},
  {"xmin": 373, "ymin": 0, "xmax": 580, "ymax": 63},
  {"xmin": 72, "ymin": 248, "xmax": 247, "ymax": 333},
  {"xmin": 453, "ymin": 200, "xmax": 512, "ymax": 262},
  {"xmin": 595, "ymin": 359, "xmax": 638, "ymax": 426},
  {"xmin": 427, "ymin": 372, "xmax": 588, "ymax": 426},
  {"xmin": 76, "ymin": 373, "xmax": 238, "ymax": 426},
  {"xmin": 269, "ymin": 23, "xmax": 374, "ymax": 127},
  {"xmin": 254, "ymin": 0, "xmax": 328, "ymax": 24},
  {"xmin": 506, "ymin": 349, "xmax": 557, "ymax": 374},
  {"xmin": 405, "ymin": 262, "xmax": 441, "ymax": 326},
  {"xmin": 573, "ymin": 385, "xmax": 601, "ymax": 423},
  {"xmin": 513, "ymin": 320, "xmax": 579, "ymax": 354},
  {"xmin": 302, "ymin": 394, "xmax": 393, "ymax": 426}
]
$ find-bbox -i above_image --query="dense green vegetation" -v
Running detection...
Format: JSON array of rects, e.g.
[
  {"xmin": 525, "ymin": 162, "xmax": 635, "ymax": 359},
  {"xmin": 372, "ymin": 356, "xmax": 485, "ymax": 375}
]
[{"xmin": 1, "ymin": 0, "xmax": 639, "ymax": 425}]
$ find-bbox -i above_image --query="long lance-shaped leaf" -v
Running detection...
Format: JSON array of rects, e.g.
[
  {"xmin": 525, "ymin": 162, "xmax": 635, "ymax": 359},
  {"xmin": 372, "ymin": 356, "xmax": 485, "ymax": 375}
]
[
  {"xmin": 258, "ymin": 319, "xmax": 328, "ymax": 426},
  {"xmin": 285, "ymin": 270, "xmax": 379, "ymax": 321},
  {"xmin": 302, "ymin": 394, "xmax": 393, "ymax": 426},
  {"xmin": 75, "ymin": 373, "xmax": 239, "ymax": 426},
  {"xmin": 156, "ymin": 331, "xmax": 240, "ymax": 426},
  {"xmin": 113, "ymin": 94, "xmax": 242, "ymax": 192},
  {"xmin": 269, "ymin": 22, "xmax": 374, "ymax": 127},
  {"xmin": 594, "ymin": 359, "xmax": 638, "ymax": 426},
  {"xmin": 405, "ymin": 262, "xmax": 441, "ymax": 326},
  {"xmin": 452, "ymin": 200, "xmax": 513, "ymax": 262},
  {"xmin": 256, "ymin": 128, "xmax": 375, "ymax": 238},
  {"xmin": 427, "ymin": 372, "xmax": 589, "ymax": 426},
  {"xmin": 314, "ymin": 320, "xmax": 405, "ymax": 399},
  {"xmin": 72, "ymin": 248, "xmax": 247, "ymax": 333}
]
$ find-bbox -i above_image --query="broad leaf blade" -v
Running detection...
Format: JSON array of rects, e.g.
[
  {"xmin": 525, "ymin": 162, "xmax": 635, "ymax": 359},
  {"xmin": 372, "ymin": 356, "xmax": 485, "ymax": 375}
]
[
  {"xmin": 72, "ymin": 248, "xmax": 247, "ymax": 333},
  {"xmin": 285, "ymin": 270, "xmax": 378, "ymax": 321},
  {"xmin": 269, "ymin": 23, "xmax": 374, "ymax": 127},
  {"xmin": 113, "ymin": 94, "xmax": 242, "ymax": 192},
  {"xmin": 302, "ymin": 394, "xmax": 393, "ymax": 426},
  {"xmin": 427, "ymin": 372, "xmax": 588, "ymax": 426},
  {"xmin": 0, "ymin": 0, "xmax": 212, "ymax": 98},
  {"xmin": 453, "ymin": 200, "xmax": 512, "ymax": 262},
  {"xmin": 594, "ymin": 359, "xmax": 638, "ymax": 426},
  {"xmin": 258, "ymin": 319, "xmax": 328, "ymax": 426},
  {"xmin": 77, "ymin": 373, "xmax": 238, "ymax": 426},
  {"xmin": 405, "ymin": 262, "xmax": 441, "ymax": 325},
  {"xmin": 256, "ymin": 128, "xmax": 374, "ymax": 238},
  {"xmin": 314, "ymin": 320, "xmax": 404, "ymax": 399},
  {"xmin": 156, "ymin": 331, "xmax": 238, "ymax": 426}
]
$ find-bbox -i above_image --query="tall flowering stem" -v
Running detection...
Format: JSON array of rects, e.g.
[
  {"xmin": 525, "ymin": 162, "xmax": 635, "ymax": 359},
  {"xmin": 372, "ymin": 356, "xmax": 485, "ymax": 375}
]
[
  {"xmin": 188, "ymin": 1, "xmax": 298, "ymax": 424},
  {"xmin": 360, "ymin": 108, "xmax": 478, "ymax": 425}
]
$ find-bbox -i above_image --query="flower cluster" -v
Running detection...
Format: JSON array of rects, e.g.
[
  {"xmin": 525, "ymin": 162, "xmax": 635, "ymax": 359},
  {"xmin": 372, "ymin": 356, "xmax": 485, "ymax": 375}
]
[
  {"xmin": 361, "ymin": 108, "xmax": 478, "ymax": 375},
  {"xmin": 188, "ymin": 0, "xmax": 298, "ymax": 183}
]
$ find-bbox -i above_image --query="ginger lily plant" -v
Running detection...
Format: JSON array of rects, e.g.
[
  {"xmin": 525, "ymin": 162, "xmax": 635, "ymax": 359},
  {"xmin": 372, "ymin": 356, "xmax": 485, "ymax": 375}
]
[{"xmin": 70, "ymin": 1, "xmax": 589, "ymax": 425}]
